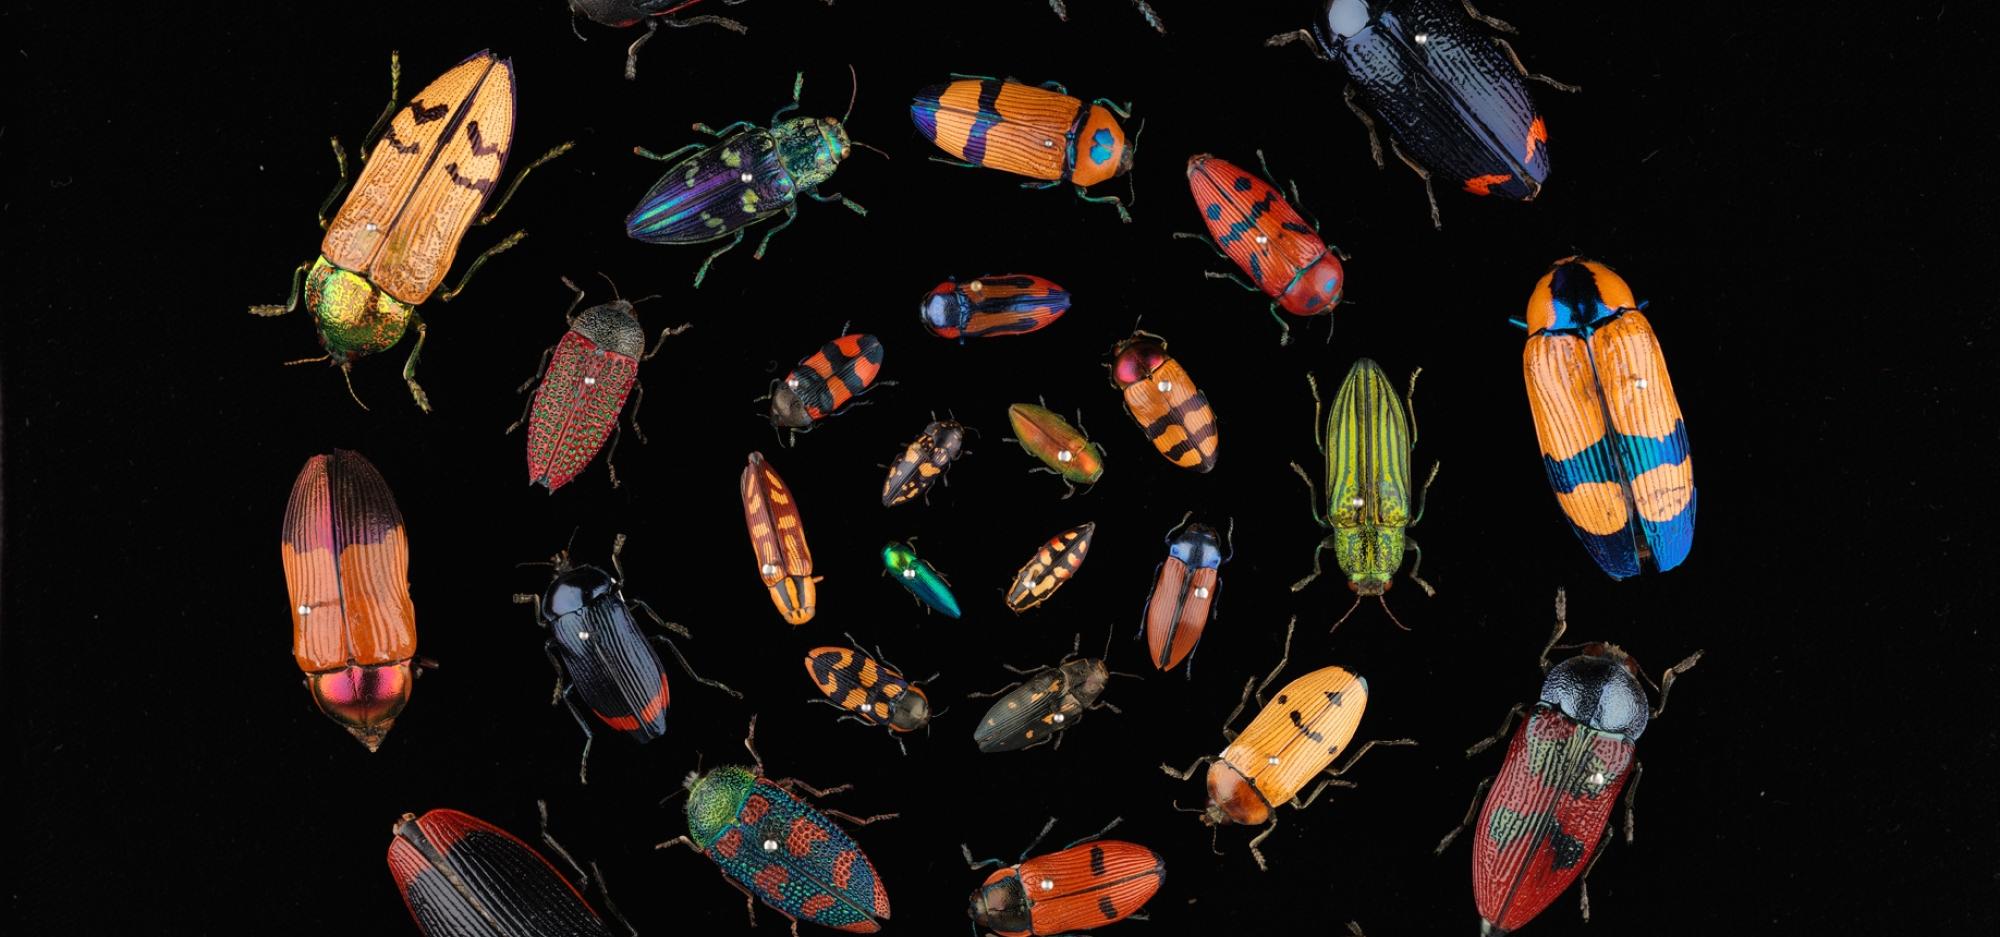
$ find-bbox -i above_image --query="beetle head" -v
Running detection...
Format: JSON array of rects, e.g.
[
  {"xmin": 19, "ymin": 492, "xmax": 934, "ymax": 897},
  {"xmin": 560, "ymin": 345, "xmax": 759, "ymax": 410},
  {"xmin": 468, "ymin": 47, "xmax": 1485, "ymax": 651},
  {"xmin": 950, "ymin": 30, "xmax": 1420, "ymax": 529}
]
[
  {"xmin": 308, "ymin": 661, "xmax": 413, "ymax": 752},
  {"xmin": 888, "ymin": 687, "xmax": 932, "ymax": 733},
  {"xmin": 969, "ymin": 876, "xmax": 1031, "ymax": 933},
  {"xmin": 768, "ymin": 384, "xmax": 813, "ymax": 429}
]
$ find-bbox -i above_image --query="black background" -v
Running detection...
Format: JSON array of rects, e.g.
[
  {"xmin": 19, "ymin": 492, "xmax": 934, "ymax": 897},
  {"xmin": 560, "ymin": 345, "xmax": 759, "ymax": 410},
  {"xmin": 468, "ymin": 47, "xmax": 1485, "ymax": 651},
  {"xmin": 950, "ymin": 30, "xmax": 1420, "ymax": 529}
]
[{"xmin": 5, "ymin": 1, "xmax": 1997, "ymax": 933}]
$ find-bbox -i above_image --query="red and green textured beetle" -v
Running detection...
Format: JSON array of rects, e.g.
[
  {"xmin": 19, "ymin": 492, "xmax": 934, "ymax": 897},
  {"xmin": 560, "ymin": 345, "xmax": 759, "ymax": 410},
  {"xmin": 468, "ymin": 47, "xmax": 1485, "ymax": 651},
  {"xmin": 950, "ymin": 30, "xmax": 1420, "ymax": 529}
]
[
  {"xmin": 1178, "ymin": 152, "xmax": 1346, "ymax": 345},
  {"xmin": 508, "ymin": 277, "xmax": 689, "ymax": 492},
  {"xmin": 659, "ymin": 716, "xmax": 894, "ymax": 934},
  {"xmin": 911, "ymin": 76, "xmax": 1138, "ymax": 221},
  {"xmin": 1108, "ymin": 331, "xmax": 1219, "ymax": 472},
  {"xmin": 962, "ymin": 817, "xmax": 1165, "ymax": 936},
  {"xmin": 388, "ymin": 805, "xmax": 616, "ymax": 937},
  {"xmin": 764, "ymin": 331, "xmax": 888, "ymax": 445},
  {"xmin": 1436, "ymin": 589, "xmax": 1701, "ymax": 935},
  {"xmin": 1006, "ymin": 522, "xmax": 1096, "ymax": 613}
]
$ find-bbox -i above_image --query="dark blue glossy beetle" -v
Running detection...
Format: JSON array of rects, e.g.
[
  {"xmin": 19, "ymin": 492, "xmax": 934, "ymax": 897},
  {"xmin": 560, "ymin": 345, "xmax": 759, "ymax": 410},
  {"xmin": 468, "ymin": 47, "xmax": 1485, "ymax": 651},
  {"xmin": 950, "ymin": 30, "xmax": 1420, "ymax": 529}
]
[
  {"xmin": 512, "ymin": 534, "xmax": 739, "ymax": 783},
  {"xmin": 1268, "ymin": 0, "xmax": 1577, "ymax": 227}
]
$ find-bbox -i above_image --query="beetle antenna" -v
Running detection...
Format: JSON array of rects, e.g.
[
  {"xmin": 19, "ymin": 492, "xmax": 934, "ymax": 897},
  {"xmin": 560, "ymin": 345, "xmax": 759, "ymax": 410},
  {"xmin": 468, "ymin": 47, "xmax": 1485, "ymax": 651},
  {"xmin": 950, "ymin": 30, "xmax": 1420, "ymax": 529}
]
[
  {"xmin": 843, "ymin": 63, "xmax": 859, "ymax": 124},
  {"xmin": 1329, "ymin": 595, "xmax": 1363, "ymax": 633},
  {"xmin": 1379, "ymin": 596, "xmax": 1412, "ymax": 631},
  {"xmin": 595, "ymin": 271, "xmax": 622, "ymax": 300},
  {"xmin": 849, "ymin": 139, "xmax": 892, "ymax": 160},
  {"xmin": 658, "ymin": 753, "xmax": 702, "ymax": 805}
]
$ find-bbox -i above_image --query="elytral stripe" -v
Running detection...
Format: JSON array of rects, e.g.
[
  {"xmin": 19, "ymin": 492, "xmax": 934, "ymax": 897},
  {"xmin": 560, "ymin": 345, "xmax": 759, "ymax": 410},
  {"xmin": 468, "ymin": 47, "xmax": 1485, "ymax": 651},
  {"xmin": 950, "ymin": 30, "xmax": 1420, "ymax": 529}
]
[
  {"xmin": 1327, "ymin": 360, "xmax": 1410, "ymax": 526},
  {"xmin": 964, "ymin": 79, "xmax": 1004, "ymax": 165}
]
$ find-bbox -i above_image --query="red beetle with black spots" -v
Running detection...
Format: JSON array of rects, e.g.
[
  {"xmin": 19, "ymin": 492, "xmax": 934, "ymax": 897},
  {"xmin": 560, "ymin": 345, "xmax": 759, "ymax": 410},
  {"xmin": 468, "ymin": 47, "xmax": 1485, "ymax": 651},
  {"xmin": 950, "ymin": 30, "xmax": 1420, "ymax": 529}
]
[
  {"xmin": 1179, "ymin": 152, "xmax": 1346, "ymax": 345},
  {"xmin": 763, "ymin": 330, "xmax": 889, "ymax": 445},
  {"xmin": 963, "ymin": 817, "xmax": 1165, "ymax": 936}
]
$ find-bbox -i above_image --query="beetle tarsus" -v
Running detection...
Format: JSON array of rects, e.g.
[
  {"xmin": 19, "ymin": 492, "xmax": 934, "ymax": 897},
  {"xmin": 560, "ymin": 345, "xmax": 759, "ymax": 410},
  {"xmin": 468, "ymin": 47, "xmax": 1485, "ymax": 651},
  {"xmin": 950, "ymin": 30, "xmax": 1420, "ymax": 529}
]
[
  {"xmin": 477, "ymin": 141, "xmax": 574, "ymax": 226},
  {"xmin": 1466, "ymin": 703, "xmax": 1526, "ymax": 757},
  {"xmin": 440, "ymin": 230, "xmax": 527, "ymax": 302},
  {"xmin": 1459, "ymin": 0, "xmax": 1519, "ymax": 33},
  {"xmin": 250, "ymin": 261, "xmax": 310, "ymax": 317},
  {"xmin": 316, "ymin": 137, "xmax": 351, "ymax": 228},
  {"xmin": 1434, "ymin": 775, "xmax": 1495, "ymax": 855},
  {"xmin": 402, "ymin": 317, "xmax": 431, "ymax": 413},
  {"xmin": 1387, "ymin": 137, "xmax": 1442, "ymax": 229},
  {"xmin": 752, "ymin": 204, "xmax": 799, "ymax": 261},
  {"xmin": 692, "ymin": 231, "xmax": 746, "ymax": 287}
]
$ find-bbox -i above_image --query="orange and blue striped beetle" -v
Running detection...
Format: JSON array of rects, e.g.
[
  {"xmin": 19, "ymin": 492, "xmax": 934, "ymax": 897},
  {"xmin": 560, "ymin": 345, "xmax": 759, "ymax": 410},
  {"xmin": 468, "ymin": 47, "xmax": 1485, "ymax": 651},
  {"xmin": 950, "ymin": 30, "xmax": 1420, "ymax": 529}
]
[
  {"xmin": 921, "ymin": 274, "xmax": 1072, "ymax": 342},
  {"xmin": 910, "ymin": 76, "xmax": 1137, "ymax": 221},
  {"xmin": 250, "ymin": 50, "xmax": 569, "ymax": 411},
  {"xmin": 1142, "ymin": 513, "xmax": 1234, "ymax": 675},
  {"xmin": 882, "ymin": 417, "xmax": 970, "ymax": 507},
  {"xmin": 1108, "ymin": 331, "xmax": 1219, "ymax": 472},
  {"xmin": 804, "ymin": 635, "xmax": 938, "ymax": 755},
  {"xmin": 1518, "ymin": 258, "xmax": 1694, "ymax": 580},
  {"xmin": 1178, "ymin": 152, "xmax": 1347, "ymax": 345},
  {"xmin": 1162, "ymin": 618, "xmax": 1415, "ymax": 869},
  {"xmin": 740, "ymin": 451, "xmax": 820, "ymax": 626},
  {"xmin": 1006, "ymin": 522, "xmax": 1096, "ymax": 613},
  {"xmin": 763, "ymin": 330, "xmax": 888, "ymax": 445},
  {"xmin": 962, "ymin": 817, "xmax": 1165, "ymax": 936}
]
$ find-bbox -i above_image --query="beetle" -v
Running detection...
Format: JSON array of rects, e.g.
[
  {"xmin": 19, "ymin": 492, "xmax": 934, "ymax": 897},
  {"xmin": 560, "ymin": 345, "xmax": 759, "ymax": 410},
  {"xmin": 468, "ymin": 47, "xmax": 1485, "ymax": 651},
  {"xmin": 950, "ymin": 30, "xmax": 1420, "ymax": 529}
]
[
  {"xmin": 1005, "ymin": 522, "xmax": 1096, "ymax": 613},
  {"xmin": 1434, "ymin": 589, "xmax": 1701, "ymax": 934},
  {"xmin": 882, "ymin": 540, "xmax": 961, "ymax": 619},
  {"xmin": 1176, "ymin": 152, "xmax": 1346, "ymax": 345},
  {"xmin": 921, "ymin": 274, "xmax": 1071, "ymax": 342},
  {"xmin": 507, "ymin": 276, "xmax": 690, "ymax": 492},
  {"xmin": 882, "ymin": 418, "xmax": 969, "ymax": 507},
  {"xmin": 962, "ymin": 816, "xmax": 1165, "ymax": 936},
  {"xmin": 566, "ymin": 0, "xmax": 749, "ymax": 81},
  {"xmin": 762, "ymin": 331, "xmax": 888, "ymax": 445},
  {"xmin": 388, "ymin": 804, "xmax": 618, "ymax": 937},
  {"xmin": 251, "ymin": 50, "xmax": 570, "ymax": 411},
  {"xmin": 1288, "ymin": 357, "xmax": 1439, "ymax": 630},
  {"xmin": 1006, "ymin": 402, "xmax": 1105, "ymax": 499},
  {"xmin": 659, "ymin": 716, "xmax": 895, "ymax": 934},
  {"xmin": 512, "ymin": 533, "xmax": 740, "ymax": 783},
  {"xmin": 1161, "ymin": 617, "xmax": 1415, "ymax": 869},
  {"xmin": 911, "ymin": 76, "xmax": 1137, "ymax": 221},
  {"xmin": 804, "ymin": 635, "xmax": 938, "ymax": 754},
  {"xmin": 741, "ymin": 451, "xmax": 821, "ymax": 626},
  {"xmin": 627, "ymin": 69, "xmax": 877, "ymax": 287},
  {"xmin": 970, "ymin": 634, "xmax": 1125, "ymax": 753},
  {"xmin": 1141, "ymin": 513, "xmax": 1234, "ymax": 675},
  {"xmin": 1046, "ymin": 0, "xmax": 1166, "ymax": 33},
  {"xmin": 1107, "ymin": 331, "xmax": 1219, "ymax": 473},
  {"xmin": 1266, "ymin": 0, "xmax": 1577, "ymax": 227},
  {"xmin": 281, "ymin": 449, "xmax": 418, "ymax": 752},
  {"xmin": 1517, "ymin": 257, "xmax": 1694, "ymax": 580}
]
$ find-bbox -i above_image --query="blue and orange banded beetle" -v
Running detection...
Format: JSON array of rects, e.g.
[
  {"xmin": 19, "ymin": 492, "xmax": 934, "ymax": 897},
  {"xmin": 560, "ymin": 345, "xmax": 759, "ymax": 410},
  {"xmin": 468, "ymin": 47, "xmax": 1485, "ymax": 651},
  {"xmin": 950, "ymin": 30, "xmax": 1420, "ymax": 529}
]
[
  {"xmin": 627, "ymin": 69, "xmax": 882, "ymax": 287},
  {"xmin": 805, "ymin": 635, "xmax": 938, "ymax": 754},
  {"xmin": 1517, "ymin": 257, "xmax": 1694, "ymax": 580},
  {"xmin": 660, "ymin": 716, "xmax": 895, "ymax": 934},
  {"xmin": 911, "ymin": 76, "xmax": 1138, "ymax": 221},
  {"xmin": 511, "ymin": 533, "xmax": 740, "ymax": 783},
  {"xmin": 1178, "ymin": 152, "xmax": 1346, "ymax": 345},
  {"xmin": 963, "ymin": 817, "xmax": 1166, "ymax": 936},
  {"xmin": 921, "ymin": 275, "xmax": 1071, "ymax": 342},
  {"xmin": 566, "ymin": 0, "xmax": 749, "ymax": 80},
  {"xmin": 388, "ymin": 804, "xmax": 621, "ymax": 937},
  {"xmin": 763, "ymin": 330, "xmax": 889, "ymax": 445},
  {"xmin": 1267, "ymin": 0, "xmax": 1577, "ymax": 227},
  {"xmin": 1435, "ymin": 589, "xmax": 1701, "ymax": 934}
]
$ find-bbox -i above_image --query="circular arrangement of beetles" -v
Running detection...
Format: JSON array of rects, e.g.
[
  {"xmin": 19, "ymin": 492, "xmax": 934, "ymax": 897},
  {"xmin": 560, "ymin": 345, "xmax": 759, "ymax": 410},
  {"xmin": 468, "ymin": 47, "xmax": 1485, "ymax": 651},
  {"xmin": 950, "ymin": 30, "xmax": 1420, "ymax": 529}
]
[{"xmin": 255, "ymin": 4, "xmax": 1703, "ymax": 936}]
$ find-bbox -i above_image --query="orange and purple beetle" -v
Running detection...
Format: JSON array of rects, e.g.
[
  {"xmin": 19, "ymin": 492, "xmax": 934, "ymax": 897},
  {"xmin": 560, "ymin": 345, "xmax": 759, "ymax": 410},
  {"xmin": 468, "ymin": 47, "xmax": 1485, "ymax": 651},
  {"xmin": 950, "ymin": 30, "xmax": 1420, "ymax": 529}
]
[
  {"xmin": 911, "ymin": 75, "xmax": 1138, "ymax": 221},
  {"xmin": 962, "ymin": 817, "xmax": 1165, "ymax": 936},
  {"xmin": 281, "ymin": 450, "xmax": 419, "ymax": 751},
  {"xmin": 250, "ymin": 50, "xmax": 569, "ymax": 411},
  {"xmin": 739, "ymin": 451, "xmax": 819, "ymax": 625},
  {"xmin": 1162, "ymin": 618, "xmax": 1415, "ymax": 869}
]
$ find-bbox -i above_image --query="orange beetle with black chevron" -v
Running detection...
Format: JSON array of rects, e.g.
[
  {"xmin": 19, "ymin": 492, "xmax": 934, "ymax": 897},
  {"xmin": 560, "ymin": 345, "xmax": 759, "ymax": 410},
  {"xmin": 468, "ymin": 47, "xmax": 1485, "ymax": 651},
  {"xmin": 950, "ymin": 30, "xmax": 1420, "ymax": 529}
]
[
  {"xmin": 963, "ymin": 817, "xmax": 1164, "ymax": 937},
  {"xmin": 1108, "ymin": 331, "xmax": 1219, "ymax": 472},
  {"xmin": 740, "ymin": 451, "xmax": 819, "ymax": 625}
]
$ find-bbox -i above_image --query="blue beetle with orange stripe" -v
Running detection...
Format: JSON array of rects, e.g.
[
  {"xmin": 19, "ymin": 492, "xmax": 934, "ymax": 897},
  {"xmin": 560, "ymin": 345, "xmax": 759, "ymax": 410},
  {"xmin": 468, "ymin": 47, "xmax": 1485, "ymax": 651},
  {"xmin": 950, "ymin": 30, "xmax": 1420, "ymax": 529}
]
[
  {"xmin": 1180, "ymin": 152, "xmax": 1346, "ymax": 345},
  {"xmin": 512, "ymin": 534, "xmax": 740, "ymax": 783},
  {"xmin": 662, "ymin": 716, "xmax": 894, "ymax": 934},
  {"xmin": 911, "ymin": 76, "xmax": 1137, "ymax": 221},
  {"xmin": 765, "ymin": 332, "xmax": 888, "ymax": 444},
  {"xmin": 1518, "ymin": 257, "xmax": 1694, "ymax": 579}
]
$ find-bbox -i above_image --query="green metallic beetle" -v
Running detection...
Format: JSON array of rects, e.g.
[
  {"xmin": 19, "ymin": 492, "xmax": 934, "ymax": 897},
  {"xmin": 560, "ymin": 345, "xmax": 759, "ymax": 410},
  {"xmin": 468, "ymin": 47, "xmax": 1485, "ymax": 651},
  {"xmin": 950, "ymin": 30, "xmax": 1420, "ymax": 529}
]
[
  {"xmin": 1288, "ymin": 357, "xmax": 1440, "ymax": 629},
  {"xmin": 1006, "ymin": 401, "xmax": 1106, "ymax": 498},
  {"xmin": 882, "ymin": 539, "xmax": 960, "ymax": 619}
]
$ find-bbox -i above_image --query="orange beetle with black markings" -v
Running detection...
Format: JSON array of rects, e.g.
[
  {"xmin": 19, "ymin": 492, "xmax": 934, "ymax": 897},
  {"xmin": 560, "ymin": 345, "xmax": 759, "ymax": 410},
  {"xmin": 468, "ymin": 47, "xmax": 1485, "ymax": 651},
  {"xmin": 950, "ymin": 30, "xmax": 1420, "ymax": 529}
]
[
  {"xmin": 804, "ymin": 636, "xmax": 936, "ymax": 754},
  {"xmin": 1107, "ymin": 331, "xmax": 1219, "ymax": 473},
  {"xmin": 1005, "ymin": 522, "xmax": 1096, "ymax": 613},
  {"xmin": 963, "ymin": 817, "xmax": 1165, "ymax": 937},
  {"xmin": 740, "ymin": 451, "xmax": 820, "ymax": 625}
]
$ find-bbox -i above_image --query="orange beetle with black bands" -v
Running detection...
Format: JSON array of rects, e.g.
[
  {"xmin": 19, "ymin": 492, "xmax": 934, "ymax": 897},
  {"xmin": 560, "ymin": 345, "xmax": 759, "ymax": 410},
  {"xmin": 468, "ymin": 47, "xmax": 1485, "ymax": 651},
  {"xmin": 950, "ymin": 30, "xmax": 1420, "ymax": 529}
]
[{"xmin": 963, "ymin": 817, "xmax": 1164, "ymax": 937}]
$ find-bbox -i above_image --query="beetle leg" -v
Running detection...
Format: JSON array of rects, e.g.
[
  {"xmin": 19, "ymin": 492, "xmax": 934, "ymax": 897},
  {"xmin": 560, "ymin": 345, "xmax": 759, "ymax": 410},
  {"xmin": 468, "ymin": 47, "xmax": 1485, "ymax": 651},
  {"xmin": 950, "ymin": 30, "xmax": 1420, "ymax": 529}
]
[
  {"xmin": 511, "ymin": 344, "xmax": 558, "ymax": 403},
  {"xmin": 1266, "ymin": 304, "xmax": 1294, "ymax": 346},
  {"xmin": 1204, "ymin": 268, "xmax": 1263, "ymax": 293},
  {"xmin": 752, "ymin": 204, "xmax": 799, "ymax": 261},
  {"xmin": 1060, "ymin": 477, "xmax": 1078, "ymax": 499},
  {"xmin": 1000, "ymin": 662, "xmax": 1039, "ymax": 676},
  {"xmin": 965, "ymin": 681, "xmax": 1022, "ymax": 699},
  {"xmin": 1465, "ymin": 702, "xmax": 1526, "ymax": 757},
  {"xmin": 776, "ymin": 777, "xmax": 854, "ymax": 798},
  {"xmin": 353, "ymin": 49, "xmax": 402, "ymax": 157},
  {"xmin": 560, "ymin": 690, "xmax": 596, "ymax": 785},
  {"xmin": 536, "ymin": 800, "xmax": 593, "ymax": 885},
  {"xmin": 634, "ymin": 142, "xmax": 704, "ymax": 162},
  {"xmin": 1244, "ymin": 616, "xmax": 1298, "ymax": 712},
  {"xmin": 1293, "ymin": 776, "xmax": 1358, "ymax": 810},
  {"xmin": 1305, "ymin": 371, "xmax": 1327, "ymax": 452},
  {"xmin": 627, "ymin": 598, "xmax": 690, "ymax": 639},
  {"xmin": 1088, "ymin": 699, "xmax": 1123, "ymax": 715},
  {"xmin": 1263, "ymin": 28, "xmax": 1329, "ymax": 62},
  {"xmin": 1160, "ymin": 754, "xmax": 1214, "ymax": 780},
  {"xmin": 542, "ymin": 641, "xmax": 570, "ymax": 705},
  {"xmin": 314, "ymin": 137, "xmax": 353, "ymax": 229},
  {"xmin": 652, "ymin": 634, "xmax": 742, "ymax": 699},
  {"xmin": 690, "ymin": 120, "xmax": 757, "ymax": 140},
  {"xmin": 1170, "ymin": 230, "xmax": 1229, "ymax": 262},
  {"xmin": 1539, "ymin": 589, "xmax": 1569, "ymax": 670},
  {"xmin": 739, "ymin": 714, "xmax": 764, "ymax": 771},
  {"xmin": 1576, "ymin": 828, "xmax": 1616, "ymax": 922},
  {"xmin": 1074, "ymin": 186, "xmax": 1133, "ymax": 223},
  {"xmin": 654, "ymin": 834, "xmax": 699, "ymax": 851},
  {"xmin": 620, "ymin": 19, "xmax": 661, "ymax": 81},
  {"xmin": 399, "ymin": 316, "xmax": 432, "ymax": 413},
  {"xmin": 588, "ymin": 861, "xmax": 639, "ymax": 937},
  {"xmin": 1245, "ymin": 817, "xmax": 1277, "ymax": 871},
  {"xmin": 1058, "ymin": 816, "xmax": 1124, "ymax": 851},
  {"xmin": 1048, "ymin": 0, "xmax": 1069, "ymax": 20},
  {"xmin": 625, "ymin": 384, "xmax": 647, "ymax": 449},
  {"xmin": 1290, "ymin": 534, "xmax": 1336, "ymax": 593},
  {"xmin": 512, "ymin": 592, "xmax": 543, "ymax": 620},
  {"xmin": 822, "ymin": 808, "xmax": 897, "ymax": 827},
  {"xmin": 1491, "ymin": 36, "xmax": 1580, "ymax": 92},
  {"xmin": 1324, "ymin": 737, "xmax": 1419, "ymax": 777},
  {"xmin": 771, "ymin": 71, "xmax": 806, "ymax": 123},
  {"xmin": 1131, "ymin": 0, "xmax": 1166, "ymax": 32},
  {"xmin": 928, "ymin": 155, "xmax": 985, "ymax": 170},
  {"xmin": 1089, "ymin": 97, "xmax": 1134, "ymax": 119},
  {"xmin": 641, "ymin": 321, "xmax": 693, "ymax": 360},
  {"xmin": 439, "ymin": 230, "xmax": 526, "ymax": 302},
  {"xmin": 1386, "ymin": 137, "xmax": 1442, "ymax": 229},
  {"xmin": 1458, "ymin": 0, "xmax": 1520, "ymax": 33},
  {"xmin": 1623, "ymin": 760, "xmax": 1645, "ymax": 843},
  {"xmin": 692, "ymin": 231, "xmax": 746, "ymax": 287},
  {"xmin": 961, "ymin": 842, "xmax": 1010, "ymax": 871},
  {"xmin": 248, "ymin": 261, "xmax": 311, "ymax": 317},
  {"xmin": 1432, "ymin": 775, "xmax": 1495, "ymax": 855},
  {"xmin": 477, "ymin": 141, "xmax": 575, "ymax": 226},
  {"xmin": 1651, "ymin": 650, "xmax": 1703, "ymax": 719},
  {"xmin": 1403, "ymin": 534, "xmax": 1438, "ymax": 597}
]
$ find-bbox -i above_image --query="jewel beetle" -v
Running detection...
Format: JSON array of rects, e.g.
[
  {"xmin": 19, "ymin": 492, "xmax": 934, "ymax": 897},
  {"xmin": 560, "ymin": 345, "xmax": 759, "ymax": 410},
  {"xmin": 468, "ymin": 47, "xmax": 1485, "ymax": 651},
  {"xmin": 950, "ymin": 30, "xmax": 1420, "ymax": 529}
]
[
  {"xmin": 882, "ymin": 417, "xmax": 969, "ymax": 507},
  {"xmin": 1161, "ymin": 617, "xmax": 1415, "ymax": 869},
  {"xmin": 512, "ymin": 533, "xmax": 740, "ymax": 783},
  {"xmin": 1108, "ymin": 331, "xmax": 1219, "ymax": 473},
  {"xmin": 659, "ymin": 716, "xmax": 895, "ymax": 934},
  {"xmin": 911, "ymin": 75, "xmax": 1137, "ymax": 221},
  {"xmin": 1288, "ymin": 358, "xmax": 1439, "ymax": 629},
  {"xmin": 1006, "ymin": 402, "xmax": 1105, "ymax": 498},
  {"xmin": 1047, "ymin": 0, "xmax": 1167, "ymax": 33},
  {"xmin": 740, "ymin": 451, "xmax": 820, "ymax": 626},
  {"xmin": 627, "ymin": 69, "xmax": 876, "ymax": 287},
  {"xmin": 962, "ymin": 816, "xmax": 1165, "ymax": 936},
  {"xmin": 1517, "ymin": 257, "xmax": 1695, "ymax": 580},
  {"xmin": 388, "ymin": 804, "xmax": 617, "ymax": 937},
  {"xmin": 882, "ymin": 540, "xmax": 960, "ymax": 618},
  {"xmin": 566, "ymin": 0, "xmax": 748, "ymax": 81},
  {"xmin": 507, "ymin": 276, "xmax": 690, "ymax": 492},
  {"xmin": 763, "ymin": 331, "xmax": 888, "ymax": 445},
  {"xmin": 921, "ymin": 274, "xmax": 1071, "ymax": 342},
  {"xmin": 1142, "ymin": 513, "xmax": 1234, "ymax": 675},
  {"xmin": 1266, "ymin": 0, "xmax": 1576, "ymax": 227},
  {"xmin": 1178, "ymin": 152, "xmax": 1346, "ymax": 345},
  {"xmin": 1434, "ymin": 589, "xmax": 1701, "ymax": 935},
  {"xmin": 805, "ymin": 635, "xmax": 938, "ymax": 754},
  {"xmin": 1006, "ymin": 522, "xmax": 1096, "ymax": 613},
  {"xmin": 971, "ymin": 635, "xmax": 1124, "ymax": 753},
  {"xmin": 281, "ymin": 449, "xmax": 418, "ymax": 752},
  {"xmin": 251, "ymin": 50, "xmax": 570, "ymax": 411}
]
